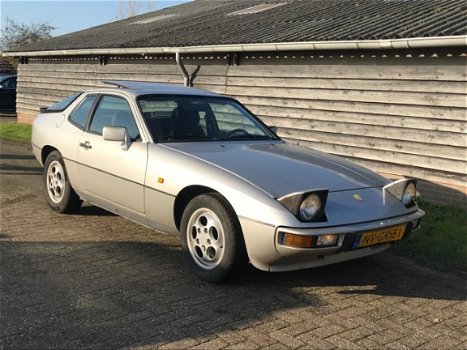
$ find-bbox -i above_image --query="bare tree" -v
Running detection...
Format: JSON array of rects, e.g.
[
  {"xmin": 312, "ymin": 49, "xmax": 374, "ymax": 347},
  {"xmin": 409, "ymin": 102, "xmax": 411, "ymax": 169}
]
[
  {"xmin": 0, "ymin": 17, "xmax": 55, "ymax": 51},
  {"xmin": 117, "ymin": 0, "xmax": 156, "ymax": 19}
]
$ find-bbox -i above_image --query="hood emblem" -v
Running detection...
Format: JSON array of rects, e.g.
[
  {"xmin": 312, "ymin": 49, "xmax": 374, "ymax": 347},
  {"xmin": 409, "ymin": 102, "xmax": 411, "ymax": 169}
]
[{"xmin": 353, "ymin": 194, "xmax": 364, "ymax": 202}]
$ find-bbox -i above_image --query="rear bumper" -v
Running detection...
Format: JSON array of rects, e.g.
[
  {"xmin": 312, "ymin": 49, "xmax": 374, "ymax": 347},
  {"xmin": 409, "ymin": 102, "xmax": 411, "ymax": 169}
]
[{"xmin": 240, "ymin": 209, "xmax": 425, "ymax": 272}]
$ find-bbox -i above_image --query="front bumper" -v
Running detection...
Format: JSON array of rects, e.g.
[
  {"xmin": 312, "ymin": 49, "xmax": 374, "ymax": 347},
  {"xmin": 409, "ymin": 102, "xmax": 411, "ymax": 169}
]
[{"xmin": 240, "ymin": 209, "xmax": 425, "ymax": 272}]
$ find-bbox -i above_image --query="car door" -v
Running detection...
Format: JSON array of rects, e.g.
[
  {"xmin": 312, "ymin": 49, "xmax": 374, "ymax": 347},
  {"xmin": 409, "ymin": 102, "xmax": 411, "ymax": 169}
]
[
  {"xmin": 0, "ymin": 77, "xmax": 16, "ymax": 111},
  {"xmin": 77, "ymin": 94, "xmax": 147, "ymax": 214}
]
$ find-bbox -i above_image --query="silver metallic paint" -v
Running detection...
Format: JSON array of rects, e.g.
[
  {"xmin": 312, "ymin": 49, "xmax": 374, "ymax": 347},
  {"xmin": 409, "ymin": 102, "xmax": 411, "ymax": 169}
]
[
  {"xmin": 165, "ymin": 142, "xmax": 389, "ymax": 198},
  {"xmin": 32, "ymin": 83, "xmax": 425, "ymax": 273}
]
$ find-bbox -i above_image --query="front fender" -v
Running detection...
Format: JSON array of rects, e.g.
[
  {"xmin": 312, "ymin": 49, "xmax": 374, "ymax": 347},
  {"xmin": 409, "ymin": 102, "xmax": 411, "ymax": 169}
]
[{"xmin": 145, "ymin": 143, "xmax": 299, "ymax": 228}]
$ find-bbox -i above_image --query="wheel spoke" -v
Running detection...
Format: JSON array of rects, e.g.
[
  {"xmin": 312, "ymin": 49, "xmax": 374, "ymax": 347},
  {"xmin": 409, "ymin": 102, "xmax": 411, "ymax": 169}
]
[
  {"xmin": 46, "ymin": 160, "xmax": 66, "ymax": 203},
  {"xmin": 186, "ymin": 208, "xmax": 225, "ymax": 269}
]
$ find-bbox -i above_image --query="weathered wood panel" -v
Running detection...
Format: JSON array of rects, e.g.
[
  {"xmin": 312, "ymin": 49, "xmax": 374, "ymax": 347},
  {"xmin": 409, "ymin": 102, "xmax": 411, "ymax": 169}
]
[
  {"xmin": 221, "ymin": 56, "xmax": 466, "ymax": 189},
  {"xmin": 16, "ymin": 53, "xmax": 467, "ymax": 197},
  {"xmin": 226, "ymin": 76, "xmax": 467, "ymax": 94},
  {"xmin": 252, "ymin": 106, "xmax": 465, "ymax": 133},
  {"xmin": 226, "ymin": 61, "xmax": 467, "ymax": 81},
  {"xmin": 280, "ymin": 135, "xmax": 465, "ymax": 173},
  {"xmin": 263, "ymin": 122, "xmax": 464, "ymax": 161},
  {"xmin": 227, "ymin": 86, "xmax": 464, "ymax": 108},
  {"xmin": 16, "ymin": 61, "xmax": 226, "ymax": 113},
  {"xmin": 239, "ymin": 96, "xmax": 467, "ymax": 120},
  {"xmin": 258, "ymin": 115, "xmax": 463, "ymax": 147}
]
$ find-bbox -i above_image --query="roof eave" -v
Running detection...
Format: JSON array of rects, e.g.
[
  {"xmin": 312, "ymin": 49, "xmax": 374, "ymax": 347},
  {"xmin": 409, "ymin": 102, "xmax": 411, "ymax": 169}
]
[{"xmin": 3, "ymin": 36, "xmax": 466, "ymax": 57}]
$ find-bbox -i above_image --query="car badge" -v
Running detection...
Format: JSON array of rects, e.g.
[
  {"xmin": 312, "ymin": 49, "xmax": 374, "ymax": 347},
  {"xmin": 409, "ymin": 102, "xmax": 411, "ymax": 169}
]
[{"xmin": 353, "ymin": 194, "xmax": 364, "ymax": 202}]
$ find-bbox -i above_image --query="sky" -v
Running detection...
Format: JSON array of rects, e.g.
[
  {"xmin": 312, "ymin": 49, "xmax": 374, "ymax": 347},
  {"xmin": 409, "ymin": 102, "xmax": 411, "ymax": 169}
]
[{"xmin": 0, "ymin": 0, "xmax": 190, "ymax": 37}]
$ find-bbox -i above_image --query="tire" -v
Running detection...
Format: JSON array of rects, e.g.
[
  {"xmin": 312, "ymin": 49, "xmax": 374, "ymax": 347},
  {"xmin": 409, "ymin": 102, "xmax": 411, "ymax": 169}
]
[
  {"xmin": 180, "ymin": 193, "xmax": 248, "ymax": 283},
  {"xmin": 43, "ymin": 151, "xmax": 82, "ymax": 213}
]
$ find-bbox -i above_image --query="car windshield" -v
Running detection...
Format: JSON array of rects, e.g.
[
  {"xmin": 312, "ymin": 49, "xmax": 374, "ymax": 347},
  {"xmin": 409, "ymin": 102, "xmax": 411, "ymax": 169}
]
[{"xmin": 138, "ymin": 95, "xmax": 278, "ymax": 142}]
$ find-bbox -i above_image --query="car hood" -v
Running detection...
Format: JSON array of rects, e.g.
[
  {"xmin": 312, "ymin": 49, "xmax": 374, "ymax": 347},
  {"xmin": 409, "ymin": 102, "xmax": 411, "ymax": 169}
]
[{"xmin": 165, "ymin": 141, "xmax": 389, "ymax": 198}]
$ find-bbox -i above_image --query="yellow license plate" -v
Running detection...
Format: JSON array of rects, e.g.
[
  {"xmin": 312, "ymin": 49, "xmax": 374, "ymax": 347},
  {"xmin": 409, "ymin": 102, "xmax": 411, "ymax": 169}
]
[{"xmin": 353, "ymin": 224, "xmax": 407, "ymax": 249}]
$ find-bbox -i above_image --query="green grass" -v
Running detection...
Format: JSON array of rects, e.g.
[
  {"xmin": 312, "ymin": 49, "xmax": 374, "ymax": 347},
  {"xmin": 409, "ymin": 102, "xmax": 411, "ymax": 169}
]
[
  {"xmin": 392, "ymin": 199, "xmax": 467, "ymax": 276},
  {"xmin": 0, "ymin": 122, "xmax": 32, "ymax": 143}
]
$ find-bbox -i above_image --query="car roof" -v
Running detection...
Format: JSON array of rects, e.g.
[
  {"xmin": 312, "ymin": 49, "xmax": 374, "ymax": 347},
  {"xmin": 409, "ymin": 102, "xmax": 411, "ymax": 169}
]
[
  {"xmin": 101, "ymin": 80, "xmax": 220, "ymax": 98},
  {"xmin": 0, "ymin": 74, "xmax": 16, "ymax": 81}
]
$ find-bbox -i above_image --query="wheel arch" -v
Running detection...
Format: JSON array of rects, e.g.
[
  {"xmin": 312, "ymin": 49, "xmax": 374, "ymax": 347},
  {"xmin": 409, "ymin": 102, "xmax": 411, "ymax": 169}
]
[
  {"xmin": 41, "ymin": 145, "xmax": 58, "ymax": 165},
  {"xmin": 173, "ymin": 185, "xmax": 238, "ymax": 232}
]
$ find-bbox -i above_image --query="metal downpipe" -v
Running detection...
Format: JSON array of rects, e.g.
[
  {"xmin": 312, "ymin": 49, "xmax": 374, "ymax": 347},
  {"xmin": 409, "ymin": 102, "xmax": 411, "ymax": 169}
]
[{"xmin": 175, "ymin": 52, "xmax": 190, "ymax": 87}]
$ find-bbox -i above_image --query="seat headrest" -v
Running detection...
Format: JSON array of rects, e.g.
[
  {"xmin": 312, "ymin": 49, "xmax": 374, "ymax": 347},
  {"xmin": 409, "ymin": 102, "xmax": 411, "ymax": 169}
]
[{"xmin": 172, "ymin": 106, "xmax": 200, "ymax": 126}]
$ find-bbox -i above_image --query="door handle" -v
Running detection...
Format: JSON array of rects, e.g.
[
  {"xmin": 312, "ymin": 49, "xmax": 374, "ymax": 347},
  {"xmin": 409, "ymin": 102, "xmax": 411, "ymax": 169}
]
[{"xmin": 79, "ymin": 141, "xmax": 92, "ymax": 150}]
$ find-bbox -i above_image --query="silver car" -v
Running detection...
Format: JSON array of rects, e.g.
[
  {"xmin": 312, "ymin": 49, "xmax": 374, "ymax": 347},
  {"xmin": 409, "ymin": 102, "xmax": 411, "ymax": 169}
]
[{"xmin": 32, "ymin": 80, "xmax": 425, "ymax": 282}]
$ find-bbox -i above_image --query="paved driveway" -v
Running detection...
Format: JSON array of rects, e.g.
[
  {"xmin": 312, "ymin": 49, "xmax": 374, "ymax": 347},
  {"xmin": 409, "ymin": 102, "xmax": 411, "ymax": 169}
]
[{"xmin": 1, "ymin": 140, "xmax": 466, "ymax": 349}]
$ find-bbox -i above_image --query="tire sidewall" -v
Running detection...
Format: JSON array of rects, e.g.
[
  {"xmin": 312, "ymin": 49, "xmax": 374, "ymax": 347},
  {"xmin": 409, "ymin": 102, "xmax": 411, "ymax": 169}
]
[
  {"xmin": 180, "ymin": 193, "xmax": 245, "ymax": 283},
  {"xmin": 43, "ymin": 151, "xmax": 74, "ymax": 212}
]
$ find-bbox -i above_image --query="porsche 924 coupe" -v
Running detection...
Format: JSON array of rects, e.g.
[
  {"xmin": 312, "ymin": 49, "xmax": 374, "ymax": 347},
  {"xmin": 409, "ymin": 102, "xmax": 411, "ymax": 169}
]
[{"xmin": 32, "ymin": 80, "xmax": 425, "ymax": 282}]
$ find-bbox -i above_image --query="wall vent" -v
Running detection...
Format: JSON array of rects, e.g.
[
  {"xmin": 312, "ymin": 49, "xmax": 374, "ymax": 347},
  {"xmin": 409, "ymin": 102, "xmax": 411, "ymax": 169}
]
[{"xmin": 227, "ymin": 3, "xmax": 287, "ymax": 16}]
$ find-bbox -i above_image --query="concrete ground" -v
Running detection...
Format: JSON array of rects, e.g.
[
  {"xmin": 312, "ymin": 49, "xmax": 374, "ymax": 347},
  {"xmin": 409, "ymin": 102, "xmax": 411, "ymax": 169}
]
[{"xmin": 1, "ymin": 140, "xmax": 466, "ymax": 349}]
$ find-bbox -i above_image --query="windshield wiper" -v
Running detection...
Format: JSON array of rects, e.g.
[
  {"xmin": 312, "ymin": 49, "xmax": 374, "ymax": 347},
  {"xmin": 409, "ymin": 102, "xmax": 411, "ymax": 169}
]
[
  {"xmin": 224, "ymin": 135, "xmax": 273, "ymax": 141},
  {"xmin": 165, "ymin": 135, "xmax": 215, "ymax": 141}
]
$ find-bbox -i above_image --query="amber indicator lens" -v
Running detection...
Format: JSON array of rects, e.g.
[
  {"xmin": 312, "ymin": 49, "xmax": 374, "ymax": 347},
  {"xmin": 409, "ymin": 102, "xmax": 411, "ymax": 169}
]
[{"xmin": 282, "ymin": 233, "xmax": 313, "ymax": 248}]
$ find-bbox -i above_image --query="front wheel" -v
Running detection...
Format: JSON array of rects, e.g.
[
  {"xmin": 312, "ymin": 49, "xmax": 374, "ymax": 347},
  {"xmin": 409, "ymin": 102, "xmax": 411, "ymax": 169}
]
[
  {"xmin": 180, "ymin": 193, "xmax": 247, "ymax": 283},
  {"xmin": 43, "ymin": 151, "xmax": 82, "ymax": 213}
]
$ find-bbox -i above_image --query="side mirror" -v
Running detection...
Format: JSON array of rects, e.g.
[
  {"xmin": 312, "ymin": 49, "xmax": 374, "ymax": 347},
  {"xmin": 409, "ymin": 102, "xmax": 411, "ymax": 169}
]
[
  {"xmin": 269, "ymin": 126, "xmax": 278, "ymax": 133},
  {"xmin": 103, "ymin": 126, "xmax": 131, "ymax": 151}
]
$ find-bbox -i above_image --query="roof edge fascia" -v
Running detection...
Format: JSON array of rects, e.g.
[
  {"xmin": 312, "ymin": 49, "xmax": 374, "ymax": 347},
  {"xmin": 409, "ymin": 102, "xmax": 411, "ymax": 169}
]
[{"xmin": 3, "ymin": 36, "xmax": 466, "ymax": 57}]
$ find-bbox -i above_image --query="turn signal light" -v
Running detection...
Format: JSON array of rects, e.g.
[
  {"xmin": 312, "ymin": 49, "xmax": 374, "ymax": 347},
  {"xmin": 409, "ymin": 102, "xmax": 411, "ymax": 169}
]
[
  {"xmin": 282, "ymin": 233, "xmax": 313, "ymax": 248},
  {"xmin": 280, "ymin": 232, "xmax": 339, "ymax": 249}
]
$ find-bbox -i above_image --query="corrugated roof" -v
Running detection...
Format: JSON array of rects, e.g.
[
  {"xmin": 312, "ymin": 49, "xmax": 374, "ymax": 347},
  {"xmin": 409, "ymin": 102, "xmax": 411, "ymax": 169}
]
[
  {"xmin": 11, "ymin": 0, "xmax": 467, "ymax": 52},
  {"xmin": 0, "ymin": 59, "xmax": 16, "ymax": 74}
]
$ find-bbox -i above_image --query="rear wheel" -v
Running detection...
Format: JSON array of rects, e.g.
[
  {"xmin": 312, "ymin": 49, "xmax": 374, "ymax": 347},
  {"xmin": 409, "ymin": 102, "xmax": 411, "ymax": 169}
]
[
  {"xmin": 43, "ymin": 151, "xmax": 82, "ymax": 213},
  {"xmin": 180, "ymin": 193, "xmax": 247, "ymax": 283}
]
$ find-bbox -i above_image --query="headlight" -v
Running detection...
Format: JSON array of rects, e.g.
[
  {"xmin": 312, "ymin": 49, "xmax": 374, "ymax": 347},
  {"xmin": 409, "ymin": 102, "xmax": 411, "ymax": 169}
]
[
  {"xmin": 383, "ymin": 179, "xmax": 417, "ymax": 208},
  {"xmin": 402, "ymin": 182, "xmax": 416, "ymax": 207},
  {"xmin": 299, "ymin": 193, "xmax": 322, "ymax": 221},
  {"xmin": 278, "ymin": 190, "xmax": 328, "ymax": 222}
]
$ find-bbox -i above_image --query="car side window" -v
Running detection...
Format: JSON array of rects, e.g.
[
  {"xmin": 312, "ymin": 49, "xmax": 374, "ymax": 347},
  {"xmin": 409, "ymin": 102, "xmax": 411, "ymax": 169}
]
[
  {"xmin": 89, "ymin": 95, "xmax": 140, "ymax": 140},
  {"xmin": 69, "ymin": 95, "xmax": 97, "ymax": 129}
]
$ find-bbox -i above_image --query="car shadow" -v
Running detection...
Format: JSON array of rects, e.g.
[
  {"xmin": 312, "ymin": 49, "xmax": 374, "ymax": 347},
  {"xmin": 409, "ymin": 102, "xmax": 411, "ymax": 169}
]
[
  {"xmin": 77, "ymin": 205, "xmax": 117, "ymax": 217},
  {"xmin": 1, "ymin": 237, "xmax": 465, "ymax": 349},
  {"xmin": 0, "ymin": 153, "xmax": 35, "ymax": 160},
  {"xmin": 0, "ymin": 165, "xmax": 42, "ymax": 175},
  {"xmin": 0, "ymin": 152, "xmax": 42, "ymax": 175}
]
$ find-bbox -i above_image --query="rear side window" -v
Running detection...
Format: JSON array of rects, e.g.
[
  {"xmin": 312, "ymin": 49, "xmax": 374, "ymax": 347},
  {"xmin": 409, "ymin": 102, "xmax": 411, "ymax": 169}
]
[
  {"xmin": 47, "ymin": 93, "xmax": 81, "ymax": 112},
  {"xmin": 69, "ymin": 95, "xmax": 97, "ymax": 129}
]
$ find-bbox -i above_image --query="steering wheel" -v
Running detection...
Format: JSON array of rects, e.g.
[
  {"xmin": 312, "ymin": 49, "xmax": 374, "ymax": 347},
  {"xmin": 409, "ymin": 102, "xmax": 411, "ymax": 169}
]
[{"xmin": 226, "ymin": 128, "xmax": 249, "ymax": 138}]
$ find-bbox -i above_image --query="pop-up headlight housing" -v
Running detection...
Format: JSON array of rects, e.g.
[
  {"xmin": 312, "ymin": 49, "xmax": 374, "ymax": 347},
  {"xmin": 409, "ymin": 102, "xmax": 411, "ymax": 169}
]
[
  {"xmin": 278, "ymin": 190, "xmax": 328, "ymax": 222},
  {"xmin": 383, "ymin": 179, "xmax": 417, "ymax": 208}
]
